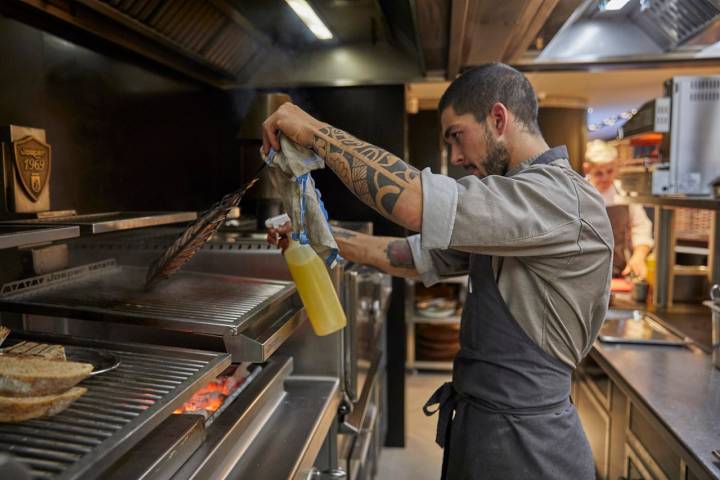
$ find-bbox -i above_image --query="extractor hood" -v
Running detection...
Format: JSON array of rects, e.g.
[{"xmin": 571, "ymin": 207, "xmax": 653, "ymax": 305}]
[{"xmin": 537, "ymin": 0, "xmax": 720, "ymax": 62}]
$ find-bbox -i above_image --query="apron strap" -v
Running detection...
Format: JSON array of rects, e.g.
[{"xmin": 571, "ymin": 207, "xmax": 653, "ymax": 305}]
[{"xmin": 423, "ymin": 382, "xmax": 457, "ymax": 449}]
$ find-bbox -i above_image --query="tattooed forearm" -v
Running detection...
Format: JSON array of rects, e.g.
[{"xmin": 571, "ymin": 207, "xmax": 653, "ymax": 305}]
[
  {"xmin": 385, "ymin": 239, "xmax": 415, "ymax": 269},
  {"xmin": 313, "ymin": 126, "xmax": 419, "ymax": 218},
  {"xmin": 332, "ymin": 228, "xmax": 357, "ymax": 239}
]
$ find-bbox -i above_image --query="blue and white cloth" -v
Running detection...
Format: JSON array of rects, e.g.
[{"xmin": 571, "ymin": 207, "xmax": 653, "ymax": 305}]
[{"xmin": 261, "ymin": 134, "xmax": 338, "ymax": 267}]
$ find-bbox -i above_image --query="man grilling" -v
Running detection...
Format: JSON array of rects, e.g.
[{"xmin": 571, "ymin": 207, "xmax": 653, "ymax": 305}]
[{"xmin": 263, "ymin": 63, "xmax": 612, "ymax": 479}]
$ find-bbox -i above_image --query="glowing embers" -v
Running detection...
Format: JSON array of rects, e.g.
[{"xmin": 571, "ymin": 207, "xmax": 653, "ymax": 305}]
[{"xmin": 174, "ymin": 364, "xmax": 261, "ymax": 424}]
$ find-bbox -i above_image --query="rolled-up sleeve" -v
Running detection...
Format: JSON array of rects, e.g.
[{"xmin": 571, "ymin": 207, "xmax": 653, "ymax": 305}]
[
  {"xmin": 408, "ymin": 234, "xmax": 469, "ymax": 286},
  {"xmin": 629, "ymin": 204, "xmax": 654, "ymax": 249},
  {"xmin": 418, "ymin": 165, "xmax": 587, "ymax": 257}
]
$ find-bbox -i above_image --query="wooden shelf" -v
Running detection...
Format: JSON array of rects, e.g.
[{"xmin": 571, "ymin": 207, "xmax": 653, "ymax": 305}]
[
  {"xmin": 408, "ymin": 361, "xmax": 453, "ymax": 371},
  {"xmin": 407, "ymin": 314, "xmax": 461, "ymax": 325},
  {"xmin": 672, "ymin": 265, "xmax": 708, "ymax": 276}
]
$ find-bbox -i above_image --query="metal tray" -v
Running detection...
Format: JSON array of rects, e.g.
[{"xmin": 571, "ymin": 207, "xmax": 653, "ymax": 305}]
[
  {"xmin": 0, "ymin": 211, "xmax": 197, "ymax": 234},
  {"xmin": 0, "ymin": 261, "xmax": 297, "ymax": 336},
  {"xmin": 0, "ymin": 260, "xmax": 303, "ymax": 362},
  {"xmin": 0, "ymin": 331, "xmax": 230, "ymax": 480},
  {"xmin": 599, "ymin": 311, "xmax": 690, "ymax": 346},
  {"xmin": 0, "ymin": 225, "xmax": 80, "ymax": 250}
]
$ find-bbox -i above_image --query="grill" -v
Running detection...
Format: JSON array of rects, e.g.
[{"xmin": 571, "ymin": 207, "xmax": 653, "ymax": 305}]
[
  {"xmin": 0, "ymin": 331, "xmax": 230, "ymax": 480},
  {"xmin": 0, "ymin": 261, "xmax": 294, "ymax": 336}
]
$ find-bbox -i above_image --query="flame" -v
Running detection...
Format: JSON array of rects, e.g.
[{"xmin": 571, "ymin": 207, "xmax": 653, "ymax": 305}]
[{"xmin": 174, "ymin": 373, "xmax": 243, "ymax": 416}]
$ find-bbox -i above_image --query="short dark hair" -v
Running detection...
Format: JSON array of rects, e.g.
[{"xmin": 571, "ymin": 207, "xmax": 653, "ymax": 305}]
[{"xmin": 439, "ymin": 63, "xmax": 541, "ymax": 135}]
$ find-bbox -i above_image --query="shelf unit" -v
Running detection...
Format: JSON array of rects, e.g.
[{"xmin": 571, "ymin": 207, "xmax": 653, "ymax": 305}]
[
  {"xmin": 615, "ymin": 195, "xmax": 720, "ymax": 309},
  {"xmin": 405, "ymin": 276, "xmax": 466, "ymax": 371}
]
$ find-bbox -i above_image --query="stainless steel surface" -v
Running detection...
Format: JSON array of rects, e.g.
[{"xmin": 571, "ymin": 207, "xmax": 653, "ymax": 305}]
[
  {"xmin": 0, "ymin": 211, "xmax": 197, "ymax": 234},
  {"xmin": 655, "ymin": 208, "xmax": 675, "ymax": 309},
  {"xmin": 0, "ymin": 225, "xmax": 79, "ymax": 250},
  {"xmin": 667, "ymin": 76, "xmax": 720, "ymax": 196},
  {"xmin": 0, "ymin": 264, "xmax": 296, "ymax": 336},
  {"xmin": 538, "ymin": 0, "xmax": 720, "ymax": 62},
  {"xmin": 634, "ymin": 0, "xmax": 720, "ymax": 49},
  {"xmin": 619, "ymin": 97, "xmax": 670, "ymax": 138},
  {"xmin": 343, "ymin": 265, "xmax": 389, "ymax": 403},
  {"xmin": 171, "ymin": 356, "xmax": 293, "ymax": 480},
  {"xmin": 343, "ymin": 350, "xmax": 381, "ymax": 433},
  {"xmin": 704, "ymin": 285, "xmax": 720, "ymax": 370},
  {"xmin": 104, "ymin": 414, "xmax": 205, "ymax": 480},
  {"xmin": 1, "ymin": 260, "xmax": 303, "ymax": 362},
  {"xmin": 224, "ymin": 375, "xmax": 342, "ymax": 480},
  {"xmin": 598, "ymin": 310, "xmax": 690, "ymax": 346},
  {"xmin": 0, "ymin": 330, "xmax": 230, "ymax": 480}
]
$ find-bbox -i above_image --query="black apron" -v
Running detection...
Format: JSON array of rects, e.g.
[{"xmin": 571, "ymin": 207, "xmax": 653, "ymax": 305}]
[
  {"xmin": 423, "ymin": 147, "xmax": 595, "ymax": 480},
  {"xmin": 606, "ymin": 204, "xmax": 631, "ymax": 277}
]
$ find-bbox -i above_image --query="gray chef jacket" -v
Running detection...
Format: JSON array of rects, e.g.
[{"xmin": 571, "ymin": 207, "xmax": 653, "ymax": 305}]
[{"xmin": 408, "ymin": 146, "xmax": 613, "ymax": 367}]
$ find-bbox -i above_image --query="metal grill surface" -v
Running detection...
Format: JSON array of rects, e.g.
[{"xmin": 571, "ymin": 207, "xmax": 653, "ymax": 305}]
[
  {"xmin": 0, "ymin": 265, "xmax": 294, "ymax": 336},
  {"xmin": 0, "ymin": 334, "xmax": 230, "ymax": 480}
]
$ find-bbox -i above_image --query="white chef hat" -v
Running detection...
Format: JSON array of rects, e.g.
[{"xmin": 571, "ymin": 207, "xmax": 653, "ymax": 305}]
[{"xmin": 585, "ymin": 139, "xmax": 618, "ymax": 165}]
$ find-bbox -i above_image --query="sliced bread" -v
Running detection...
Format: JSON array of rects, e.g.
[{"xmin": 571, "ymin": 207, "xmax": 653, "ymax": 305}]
[
  {"xmin": 0, "ymin": 356, "xmax": 92, "ymax": 397},
  {"xmin": 0, "ymin": 326, "xmax": 9, "ymax": 347},
  {"xmin": 3, "ymin": 341, "xmax": 67, "ymax": 361},
  {"xmin": 0, "ymin": 386, "xmax": 87, "ymax": 422}
]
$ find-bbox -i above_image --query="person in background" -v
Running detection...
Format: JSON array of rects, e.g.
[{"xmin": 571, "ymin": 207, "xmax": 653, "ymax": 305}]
[{"xmin": 584, "ymin": 139, "xmax": 654, "ymax": 279}]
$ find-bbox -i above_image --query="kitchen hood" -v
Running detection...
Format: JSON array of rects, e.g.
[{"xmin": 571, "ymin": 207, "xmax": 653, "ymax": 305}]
[{"xmin": 537, "ymin": 0, "xmax": 720, "ymax": 62}]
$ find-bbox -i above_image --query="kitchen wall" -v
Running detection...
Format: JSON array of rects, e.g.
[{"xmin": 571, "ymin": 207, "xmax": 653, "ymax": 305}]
[
  {"xmin": 0, "ymin": 11, "xmax": 410, "ymax": 447},
  {"xmin": 0, "ymin": 14, "xmax": 243, "ymax": 213}
]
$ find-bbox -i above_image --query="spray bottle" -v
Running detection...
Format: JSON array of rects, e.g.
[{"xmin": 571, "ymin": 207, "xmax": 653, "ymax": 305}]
[{"xmin": 266, "ymin": 213, "xmax": 347, "ymax": 336}]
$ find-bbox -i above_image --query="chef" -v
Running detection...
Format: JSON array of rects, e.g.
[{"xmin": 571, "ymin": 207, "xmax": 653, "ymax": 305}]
[
  {"xmin": 584, "ymin": 139, "xmax": 653, "ymax": 278},
  {"xmin": 263, "ymin": 63, "xmax": 612, "ymax": 479}
]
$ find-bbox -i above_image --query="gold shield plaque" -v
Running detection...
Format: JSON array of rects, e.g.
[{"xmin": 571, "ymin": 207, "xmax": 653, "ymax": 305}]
[{"xmin": 13, "ymin": 135, "xmax": 51, "ymax": 202}]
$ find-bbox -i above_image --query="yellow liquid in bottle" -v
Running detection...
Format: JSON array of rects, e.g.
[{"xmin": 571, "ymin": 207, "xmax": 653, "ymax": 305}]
[
  {"xmin": 284, "ymin": 240, "xmax": 347, "ymax": 336},
  {"xmin": 645, "ymin": 253, "xmax": 656, "ymax": 312}
]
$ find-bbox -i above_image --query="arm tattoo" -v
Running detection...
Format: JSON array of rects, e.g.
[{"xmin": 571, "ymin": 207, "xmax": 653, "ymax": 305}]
[
  {"xmin": 385, "ymin": 239, "xmax": 415, "ymax": 269},
  {"xmin": 332, "ymin": 228, "xmax": 357, "ymax": 239},
  {"xmin": 313, "ymin": 126, "xmax": 419, "ymax": 217}
]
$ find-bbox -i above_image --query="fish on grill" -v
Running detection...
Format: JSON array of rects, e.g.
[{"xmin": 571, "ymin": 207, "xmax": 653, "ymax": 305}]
[{"xmin": 145, "ymin": 169, "xmax": 264, "ymax": 289}]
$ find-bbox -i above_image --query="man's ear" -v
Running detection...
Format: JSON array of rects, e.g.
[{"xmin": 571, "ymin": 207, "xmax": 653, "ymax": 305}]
[
  {"xmin": 489, "ymin": 103, "xmax": 509, "ymax": 137},
  {"xmin": 582, "ymin": 162, "xmax": 592, "ymax": 175}
]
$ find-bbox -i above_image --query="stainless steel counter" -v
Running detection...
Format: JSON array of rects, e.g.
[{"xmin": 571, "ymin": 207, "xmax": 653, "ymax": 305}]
[
  {"xmin": 592, "ymin": 339, "xmax": 720, "ymax": 478},
  {"xmin": 226, "ymin": 376, "xmax": 341, "ymax": 480}
]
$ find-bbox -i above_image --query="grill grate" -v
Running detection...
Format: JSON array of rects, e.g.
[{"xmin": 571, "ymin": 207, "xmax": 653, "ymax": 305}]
[
  {"xmin": 0, "ymin": 266, "xmax": 294, "ymax": 336},
  {"xmin": 0, "ymin": 334, "xmax": 229, "ymax": 479}
]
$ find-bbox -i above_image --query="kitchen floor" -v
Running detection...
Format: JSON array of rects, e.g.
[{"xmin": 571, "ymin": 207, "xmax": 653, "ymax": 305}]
[{"xmin": 377, "ymin": 371, "xmax": 450, "ymax": 480}]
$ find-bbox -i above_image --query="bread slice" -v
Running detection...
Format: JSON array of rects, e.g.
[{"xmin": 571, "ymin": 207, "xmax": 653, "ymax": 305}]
[
  {"xmin": 3, "ymin": 341, "xmax": 66, "ymax": 361},
  {"xmin": 0, "ymin": 356, "xmax": 92, "ymax": 397},
  {"xmin": 0, "ymin": 387, "xmax": 86, "ymax": 422},
  {"xmin": 0, "ymin": 326, "xmax": 9, "ymax": 347}
]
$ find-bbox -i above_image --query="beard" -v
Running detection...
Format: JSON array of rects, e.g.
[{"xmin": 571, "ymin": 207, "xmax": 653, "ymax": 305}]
[{"xmin": 481, "ymin": 125, "xmax": 511, "ymax": 177}]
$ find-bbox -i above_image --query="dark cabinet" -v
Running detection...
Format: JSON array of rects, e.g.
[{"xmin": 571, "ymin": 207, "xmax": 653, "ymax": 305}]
[{"xmin": 573, "ymin": 352, "xmax": 714, "ymax": 480}]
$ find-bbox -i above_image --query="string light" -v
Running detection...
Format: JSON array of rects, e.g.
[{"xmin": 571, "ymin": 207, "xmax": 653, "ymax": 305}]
[{"xmin": 587, "ymin": 108, "xmax": 638, "ymax": 132}]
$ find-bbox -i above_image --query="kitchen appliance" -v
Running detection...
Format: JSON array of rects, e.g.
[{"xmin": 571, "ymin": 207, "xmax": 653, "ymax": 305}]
[
  {"xmin": 0, "ymin": 330, "xmax": 230, "ymax": 480},
  {"xmin": 621, "ymin": 76, "xmax": 720, "ymax": 197},
  {"xmin": 0, "ymin": 232, "xmax": 343, "ymax": 479},
  {"xmin": 13, "ymin": 223, "xmax": 389, "ymax": 479}
]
